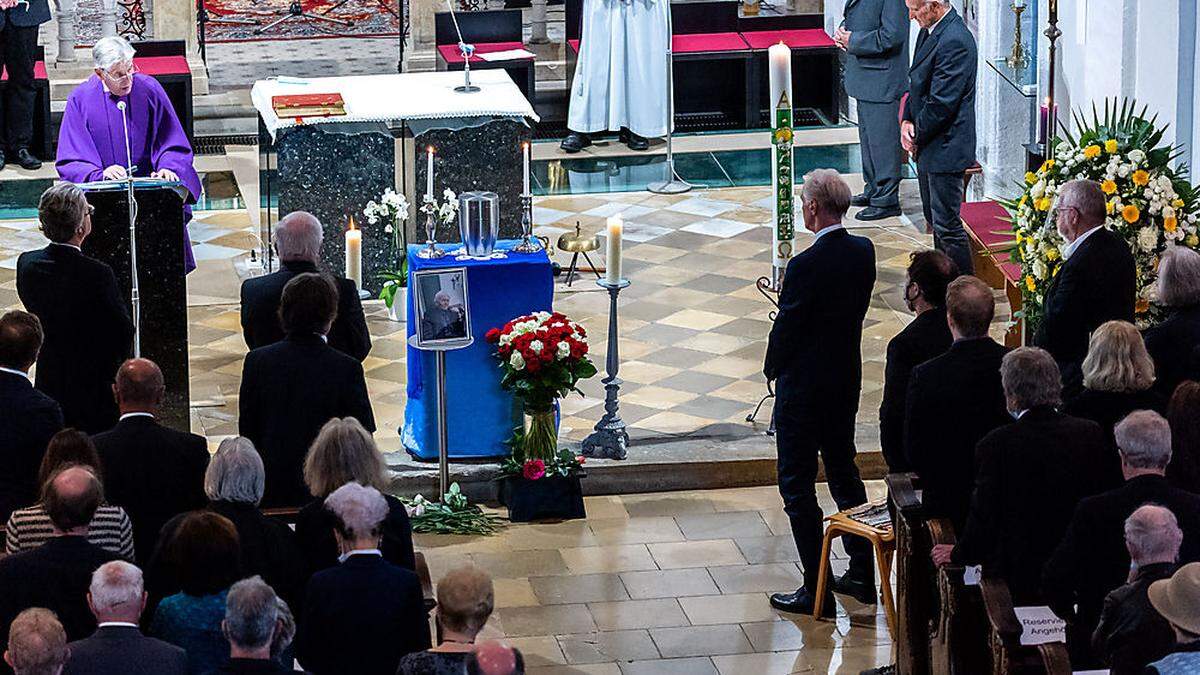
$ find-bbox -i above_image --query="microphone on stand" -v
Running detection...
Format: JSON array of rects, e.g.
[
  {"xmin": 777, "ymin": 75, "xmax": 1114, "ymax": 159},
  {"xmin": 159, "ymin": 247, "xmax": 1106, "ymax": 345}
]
[
  {"xmin": 444, "ymin": 0, "xmax": 480, "ymax": 93},
  {"xmin": 116, "ymin": 100, "xmax": 142, "ymax": 358}
]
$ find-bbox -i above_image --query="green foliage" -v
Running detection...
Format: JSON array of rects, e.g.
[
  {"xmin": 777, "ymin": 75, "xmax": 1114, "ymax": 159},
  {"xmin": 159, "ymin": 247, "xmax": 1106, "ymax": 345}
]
[{"xmin": 399, "ymin": 483, "xmax": 506, "ymax": 536}]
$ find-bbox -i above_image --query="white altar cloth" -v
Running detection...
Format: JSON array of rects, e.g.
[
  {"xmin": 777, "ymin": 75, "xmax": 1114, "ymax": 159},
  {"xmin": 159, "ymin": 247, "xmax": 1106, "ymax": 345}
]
[{"xmin": 251, "ymin": 70, "xmax": 539, "ymax": 138}]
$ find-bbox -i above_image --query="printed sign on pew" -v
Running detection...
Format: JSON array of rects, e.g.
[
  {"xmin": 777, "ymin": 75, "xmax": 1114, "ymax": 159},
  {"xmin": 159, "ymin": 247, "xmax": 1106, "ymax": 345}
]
[{"xmin": 1013, "ymin": 606, "xmax": 1066, "ymax": 646}]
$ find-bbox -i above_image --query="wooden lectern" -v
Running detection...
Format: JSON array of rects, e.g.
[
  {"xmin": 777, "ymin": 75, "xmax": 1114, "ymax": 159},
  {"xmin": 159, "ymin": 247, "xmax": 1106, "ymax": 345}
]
[{"xmin": 80, "ymin": 180, "xmax": 191, "ymax": 432}]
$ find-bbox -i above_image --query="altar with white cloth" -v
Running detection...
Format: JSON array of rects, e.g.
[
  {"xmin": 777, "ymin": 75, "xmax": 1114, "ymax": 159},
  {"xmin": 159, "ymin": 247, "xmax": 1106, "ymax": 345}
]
[{"xmin": 252, "ymin": 70, "xmax": 539, "ymax": 294}]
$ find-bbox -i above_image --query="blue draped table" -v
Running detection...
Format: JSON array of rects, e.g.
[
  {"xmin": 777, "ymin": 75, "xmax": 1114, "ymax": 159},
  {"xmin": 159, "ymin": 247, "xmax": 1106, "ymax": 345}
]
[{"xmin": 402, "ymin": 240, "xmax": 554, "ymax": 459}]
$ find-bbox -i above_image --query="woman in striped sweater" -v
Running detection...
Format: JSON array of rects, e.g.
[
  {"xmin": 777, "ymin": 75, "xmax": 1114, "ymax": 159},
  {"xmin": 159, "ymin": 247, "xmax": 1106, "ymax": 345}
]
[{"xmin": 4, "ymin": 428, "xmax": 134, "ymax": 560}]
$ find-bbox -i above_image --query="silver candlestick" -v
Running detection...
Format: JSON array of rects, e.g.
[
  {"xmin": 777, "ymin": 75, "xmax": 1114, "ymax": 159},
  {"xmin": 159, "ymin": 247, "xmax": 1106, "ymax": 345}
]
[
  {"xmin": 582, "ymin": 278, "xmax": 631, "ymax": 460},
  {"xmin": 513, "ymin": 193, "xmax": 541, "ymax": 253},
  {"xmin": 416, "ymin": 201, "xmax": 446, "ymax": 259},
  {"xmin": 1006, "ymin": 2, "xmax": 1028, "ymax": 71}
]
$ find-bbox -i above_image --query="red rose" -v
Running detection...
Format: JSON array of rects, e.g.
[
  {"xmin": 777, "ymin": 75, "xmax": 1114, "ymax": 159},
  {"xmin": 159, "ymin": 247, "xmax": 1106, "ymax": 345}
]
[
  {"xmin": 523, "ymin": 459, "xmax": 546, "ymax": 480},
  {"xmin": 576, "ymin": 455, "xmax": 586, "ymax": 465},
  {"xmin": 485, "ymin": 328, "xmax": 501, "ymax": 343},
  {"xmin": 526, "ymin": 359, "xmax": 542, "ymax": 373}
]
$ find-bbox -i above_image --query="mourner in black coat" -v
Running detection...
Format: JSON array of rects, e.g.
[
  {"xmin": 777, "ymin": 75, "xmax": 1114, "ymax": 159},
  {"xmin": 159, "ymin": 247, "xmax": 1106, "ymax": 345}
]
[
  {"xmin": 764, "ymin": 170, "xmax": 877, "ymax": 614},
  {"xmin": 0, "ymin": 310, "xmax": 63, "ymax": 523},
  {"xmin": 877, "ymin": 250, "xmax": 957, "ymax": 472},
  {"xmin": 239, "ymin": 273, "xmax": 375, "ymax": 508},
  {"xmin": 17, "ymin": 185, "xmax": 133, "ymax": 433},
  {"xmin": 1143, "ymin": 246, "xmax": 1200, "ymax": 398}
]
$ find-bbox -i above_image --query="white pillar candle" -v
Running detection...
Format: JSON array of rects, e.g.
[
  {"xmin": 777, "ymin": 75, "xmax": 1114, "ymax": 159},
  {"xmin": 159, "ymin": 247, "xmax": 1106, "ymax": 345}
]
[
  {"xmin": 605, "ymin": 215, "xmax": 623, "ymax": 284},
  {"xmin": 523, "ymin": 141, "xmax": 531, "ymax": 195},
  {"xmin": 768, "ymin": 42, "xmax": 793, "ymax": 112},
  {"xmin": 346, "ymin": 218, "xmax": 363, "ymax": 290},
  {"xmin": 426, "ymin": 146, "xmax": 434, "ymax": 199}
]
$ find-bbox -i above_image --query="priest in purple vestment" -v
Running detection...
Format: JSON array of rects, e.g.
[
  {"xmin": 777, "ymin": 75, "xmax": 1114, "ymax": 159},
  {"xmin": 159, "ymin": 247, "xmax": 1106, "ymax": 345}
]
[{"xmin": 55, "ymin": 36, "xmax": 199, "ymax": 273}]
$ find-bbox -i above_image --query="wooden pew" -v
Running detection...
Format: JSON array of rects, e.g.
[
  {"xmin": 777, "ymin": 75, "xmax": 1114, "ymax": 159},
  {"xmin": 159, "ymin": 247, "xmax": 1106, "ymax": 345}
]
[
  {"xmin": 927, "ymin": 520, "xmax": 992, "ymax": 674},
  {"xmin": 886, "ymin": 472, "xmax": 932, "ymax": 675},
  {"xmin": 979, "ymin": 578, "xmax": 1073, "ymax": 675}
]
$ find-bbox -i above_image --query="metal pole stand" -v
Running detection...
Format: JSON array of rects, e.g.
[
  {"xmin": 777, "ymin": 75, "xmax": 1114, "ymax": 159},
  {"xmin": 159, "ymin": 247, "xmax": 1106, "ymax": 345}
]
[
  {"xmin": 512, "ymin": 193, "xmax": 541, "ymax": 253},
  {"xmin": 126, "ymin": 175, "xmax": 142, "ymax": 358},
  {"xmin": 409, "ymin": 335, "xmax": 473, "ymax": 499},
  {"xmin": 582, "ymin": 278, "xmax": 631, "ymax": 459},
  {"xmin": 647, "ymin": 12, "xmax": 692, "ymax": 195},
  {"xmin": 454, "ymin": 42, "xmax": 481, "ymax": 93}
]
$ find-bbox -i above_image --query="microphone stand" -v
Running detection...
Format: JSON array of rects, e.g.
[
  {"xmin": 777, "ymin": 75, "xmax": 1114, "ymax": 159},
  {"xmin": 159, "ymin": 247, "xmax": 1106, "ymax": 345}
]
[
  {"xmin": 117, "ymin": 101, "xmax": 142, "ymax": 358},
  {"xmin": 647, "ymin": 2, "xmax": 692, "ymax": 194},
  {"xmin": 444, "ymin": 0, "xmax": 479, "ymax": 93}
]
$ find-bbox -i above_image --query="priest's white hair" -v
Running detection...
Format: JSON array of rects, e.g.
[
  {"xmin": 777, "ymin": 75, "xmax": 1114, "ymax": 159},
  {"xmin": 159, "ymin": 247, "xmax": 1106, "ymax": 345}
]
[
  {"xmin": 93, "ymin": 37, "xmax": 136, "ymax": 71},
  {"xmin": 324, "ymin": 482, "xmax": 389, "ymax": 540},
  {"xmin": 89, "ymin": 561, "xmax": 144, "ymax": 612}
]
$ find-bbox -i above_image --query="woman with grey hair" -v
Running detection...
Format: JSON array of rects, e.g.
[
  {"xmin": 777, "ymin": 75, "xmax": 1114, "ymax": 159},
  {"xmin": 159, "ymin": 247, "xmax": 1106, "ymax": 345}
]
[
  {"xmin": 1144, "ymin": 246, "xmax": 1200, "ymax": 397},
  {"xmin": 147, "ymin": 437, "xmax": 306, "ymax": 611},
  {"xmin": 1066, "ymin": 320, "xmax": 1166, "ymax": 447},
  {"xmin": 294, "ymin": 417, "xmax": 414, "ymax": 576}
]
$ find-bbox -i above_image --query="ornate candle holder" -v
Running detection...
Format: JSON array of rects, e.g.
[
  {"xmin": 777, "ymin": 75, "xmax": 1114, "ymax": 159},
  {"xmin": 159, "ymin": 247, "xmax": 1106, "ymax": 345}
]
[
  {"xmin": 1005, "ymin": 2, "xmax": 1028, "ymax": 71},
  {"xmin": 416, "ymin": 197, "xmax": 446, "ymax": 259},
  {"xmin": 512, "ymin": 193, "xmax": 542, "ymax": 253},
  {"xmin": 582, "ymin": 278, "xmax": 631, "ymax": 460}
]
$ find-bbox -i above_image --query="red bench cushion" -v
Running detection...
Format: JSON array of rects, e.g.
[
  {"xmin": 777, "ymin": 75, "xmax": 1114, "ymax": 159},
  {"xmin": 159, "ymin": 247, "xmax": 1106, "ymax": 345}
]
[
  {"xmin": 133, "ymin": 55, "xmax": 190, "ymax": 77},
  {"xmin": 1, "ymin": 61, "xmax": 48, "ymax": 82},
  {"xmin": 568, "ymin": 39, "xmax": 580, "ymax": 54},
  {"xmin": 961, "ymin": 200, "xmax": 1013, "ymax": 250},
  {"xmin": 740, "ymin": 28, "xmax": 836, "ymax": 51},
  {"xmin": 437, "ymin": 41, "xmax": 533, "ymax": 64},
  {"xmin": 672, "ymin": 32, "xmax": 749, "ymax": 54}
]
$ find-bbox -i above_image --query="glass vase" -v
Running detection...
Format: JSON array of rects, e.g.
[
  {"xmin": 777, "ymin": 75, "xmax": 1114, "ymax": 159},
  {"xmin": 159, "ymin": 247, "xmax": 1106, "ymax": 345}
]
[{"xmin": 524, "ymin": 408, "xmax": 558, "ymax": 463}]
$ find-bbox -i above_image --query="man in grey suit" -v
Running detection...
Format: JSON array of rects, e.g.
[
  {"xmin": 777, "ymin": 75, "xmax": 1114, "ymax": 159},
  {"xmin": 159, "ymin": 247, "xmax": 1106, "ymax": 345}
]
[
  {"xmin": 0, "ymin": 0, "xmax": 48, "ymax": 170},
  {"xmin": 63, "ymin": 561, "xmax": 187, "ymax": 675},
  {"xmin": 903, "ymin": 0, "xmax": 977, "ymax": 274},
  {"xmin": 835, "ymin": 0, "xmax": 908, "ymax": 221}
]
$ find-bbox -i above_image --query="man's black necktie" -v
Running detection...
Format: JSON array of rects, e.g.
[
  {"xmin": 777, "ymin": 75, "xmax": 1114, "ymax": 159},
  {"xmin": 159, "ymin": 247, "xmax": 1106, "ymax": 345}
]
[{"xmin": 915, "ymin": 28, "xmax": 929, "ymax": 54}]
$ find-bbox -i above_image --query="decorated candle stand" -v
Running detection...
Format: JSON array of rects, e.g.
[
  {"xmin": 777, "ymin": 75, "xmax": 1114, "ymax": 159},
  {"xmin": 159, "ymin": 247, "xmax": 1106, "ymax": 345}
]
[{"xmin": 581, "ymin": 216, "xmax": 631, "ymax": 460}]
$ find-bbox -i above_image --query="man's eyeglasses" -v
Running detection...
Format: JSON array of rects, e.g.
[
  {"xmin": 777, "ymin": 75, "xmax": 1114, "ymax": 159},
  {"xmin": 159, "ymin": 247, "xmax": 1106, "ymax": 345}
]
[
  {"xmin": 102, "ymin": 65, "xmax": 139, "ymax": 83},
  {"xmin": 85, "ymin": 204, "xmax": 96, "ymax": 217}
]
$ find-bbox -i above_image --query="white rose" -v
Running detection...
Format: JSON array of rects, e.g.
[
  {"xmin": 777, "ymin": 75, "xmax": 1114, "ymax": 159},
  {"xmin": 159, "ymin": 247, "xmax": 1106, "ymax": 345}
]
[
  {"xmin": 1118, "ymin": 165, "xmax": 1131, "ymax": 178},
  {"xmin": 556, "ymin": 341, "xmax": 571, "ymax": 360},
  {"xmin": 499, "ymin": 333, "xmax": 512, "ymax": 346},
  {"xmin": 1138, "ymin": 227, "xmax": 1159, "ymax": 252},
  {"xmin": 530, "ymin": 340, "xmax": 544, "ymax": 354},
  {"xmin": 1129, "ymin": 149, "xmax": 1146, "ymax": 164},
  {"xmin": 1033, "ymin": 258, "xmax": 1048, "ymax": 280},
  {"xmin": 509, "ymin": 351, "xmax": 525, "ymax": 370},
  {"xmin": 1031, "ymin": 181, "xmax": 1046, "ymax": 199}
]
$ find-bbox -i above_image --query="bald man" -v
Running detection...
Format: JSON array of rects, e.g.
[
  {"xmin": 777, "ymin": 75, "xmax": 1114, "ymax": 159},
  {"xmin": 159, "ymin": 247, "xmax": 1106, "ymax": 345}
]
[
  {"xmin": 0, "ymin": 467, "xmax": 122, "ymax": 650},
  {"xmin": 92, "ymin": 358, "xmax": 208, "ymax": 562},
  {"xmin": 241, "ymin": 211, "xmax": 371, "ymax": 362}
]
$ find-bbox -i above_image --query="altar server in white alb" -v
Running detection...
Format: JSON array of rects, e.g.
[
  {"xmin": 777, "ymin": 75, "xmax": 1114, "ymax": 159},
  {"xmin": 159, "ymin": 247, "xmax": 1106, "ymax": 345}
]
[{"xmin": 561, "ymin": 0, "xmax": 671, "ymax": 153}]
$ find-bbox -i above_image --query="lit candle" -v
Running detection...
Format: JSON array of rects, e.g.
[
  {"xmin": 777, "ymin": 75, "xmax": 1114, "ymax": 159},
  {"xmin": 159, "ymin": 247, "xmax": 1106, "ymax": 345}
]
[
  {"xmin": 426, "ymin": 146, "xmax": 434, "ymax": 199},
  {"xmin": 606, "ymin": 215, "xmax": 623, "ymax": 284},
  {"xmin": 522, "ymin": 141, "xmax": 531, "ymax": 196},
  {"xmin": 345, "ymin": 216, "xmax": 362, "ymax": 291}
]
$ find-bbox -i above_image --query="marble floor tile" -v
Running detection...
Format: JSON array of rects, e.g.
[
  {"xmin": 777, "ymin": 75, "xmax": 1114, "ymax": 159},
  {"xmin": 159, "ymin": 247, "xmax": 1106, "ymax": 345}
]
[
  {"xmin": 560, "ymin": 544, "xmax": 659, "ymax": 575},
  {"xmin": 733, "ymin": 536, "xmax": 803, "ymax": 565},
  {"xmin": 588, "ymin": 516, "xmax": 686, "ymax": 546},
  {"xmin": 678, "ymin": 593, "xmax": 781, "ymax": 625},
  {"xmin": 648, "ymin": 540, "xmax": 748, "ymax": 570},
  {"xmin": 618, "ymin": 657, "xmax": 720, "ymax": 675},
  {"xmin": 681, "ymin": 218, "xmax": 759, "ymax": 239},
  {"xmin": 618, "ymin": 569, "xmax": 721, "ymax": 600},
  {"xmin": 706, "ymin": 563, "xmax": 805, "ymax": 594},
  {"xmin": 529, "ymin": 573, "xmax": 630, "ymax": 605},
  {"xmin": 496, "ymin": 604, "xmax": 599, "ymax": 638},
  {"xmin": 587, "ymin": 598, "xmax": 690, "ymax": 631},
  {"xmin": 674, "ymin": 512, "xmax": 772, "ymax": 541},
  {"xmin": 649, "ymin": 624, "xmax": 755, "ymax": 658},
  {"xmin": 556, "ymin": 630, "xmax": 661, "ymax": 665}
]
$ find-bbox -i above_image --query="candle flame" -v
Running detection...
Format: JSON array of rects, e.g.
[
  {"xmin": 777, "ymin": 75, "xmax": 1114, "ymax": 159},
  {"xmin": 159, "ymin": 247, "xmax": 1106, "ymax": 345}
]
[
  {"xmin": 427, "ymin": 146, "xmax": 435, "ymax": 154},
  {"xmin": 348, "ymin": 215, "xmax": 356, "ymax": 231},
  {"xmin": 523, "ymin": 141, "xmax": 530, "ymax": 150}
]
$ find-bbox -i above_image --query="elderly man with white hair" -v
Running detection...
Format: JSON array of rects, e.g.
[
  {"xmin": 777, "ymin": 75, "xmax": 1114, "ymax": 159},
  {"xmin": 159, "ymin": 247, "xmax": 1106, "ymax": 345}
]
[
  {"xmin": 215, "ymin": 576, "xmax": 304, "ymax": 674},
  {"xmin": 1144, "ymin": 246, "xmax": 1200, "ymax": 397},
  {"xmin": 55, "ymin": 36, "xmax": 201, "ymax": 273},
  {"xmin": 240, "ymin": 211, "xmax": 371, "ymax": 361},
  {"xmin": 64, "ymin": 560, "xmax": 187, "ymax": 674},
  {"xmin": 296, "ymin": 483, "xmax": 429, "ymax": 675},
  {"xmin": 1043, "ymin": 410, "xmax": 1200, "ymax": 666}
]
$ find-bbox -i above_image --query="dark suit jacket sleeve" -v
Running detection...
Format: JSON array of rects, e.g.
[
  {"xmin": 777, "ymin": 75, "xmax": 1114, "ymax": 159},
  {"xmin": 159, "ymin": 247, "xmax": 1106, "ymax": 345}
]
[
  {"xmin": 913, "ymin": 33, "xmax": 973, "ymax": 148},
  {"xmin": 901, "ymin": 368, "xmax": 927, "ymax": 472},
  {"xmin": 847, "ymin": 0, "xmax": 908, "ymax": 57},
  {"xmin": 1041, "ymin": 502, "xmax": 1089, "ymax": 621},
  {"xmin": 952, "ymin": 436, "xmax": 1001, "ymax": 565},
  {"xmin": 239, "ymin": 282, "xmax": 257, "ymax": 351},
  {"xmin": 345, "ymin": 362, "xmax": 376, "ymax": 432},
  {"xmin": 1035, "ymin": 266, "xmax": 1083, "ymax": 358},
  {"xmin": 339, "ymin": 283, "xmax": 373, "ymax": 362},
  {"xmin": 764, "ymin": 260, "xmax": 813, "ymax": 379},
  {"xmin": 880, "ymin": 338, "xmax": 913, "ymax": 471}
]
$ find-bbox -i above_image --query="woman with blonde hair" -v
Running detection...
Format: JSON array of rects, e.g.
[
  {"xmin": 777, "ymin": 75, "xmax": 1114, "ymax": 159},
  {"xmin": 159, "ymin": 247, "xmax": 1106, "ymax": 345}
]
[
  {"xmin": 293, "ymin": 417, "xmax": 414, "ymax": 575},
  {"xmin": 1065, "ymin": 321, "xmax": 1166, "ymax": 455}
]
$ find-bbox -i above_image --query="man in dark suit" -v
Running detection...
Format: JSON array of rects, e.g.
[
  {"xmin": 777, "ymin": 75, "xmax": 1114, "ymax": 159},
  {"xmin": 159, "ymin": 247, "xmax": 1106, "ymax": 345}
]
[
  {"xmin": 240, "ymin": 273, "xmax": 376, "ymax": 508},
  {"xmin": 297, "ymin": 484, "xmax": 429, "ymax": 675},
  {"xmin": 213, "ymin": 577, "xmax": 305, "ymax": 674},
  {"xmin": 64, "ymin": 560, "xmax": 187, "ymax": 675},
  {"xmin": 1143, "ymin": 246, "xmax": 1200, "ymax": 398},
  {"xmin": 1043, "ymin": 411, "xmax": 1200, "ymax": 666},
  {"xmin": 1092, "ymin": 504, "xmax": 1181, "ymax": 674},
  {"xmin": 92, "ymin": 358, "xmax": 209, "ymax": 563},
  {"xmin": 241, "ymin": 211, "xmax": 371, "ymax": 362},
  {"xmin": 878, "ymin": 250, "xmax": 957, "ymax": 471},
  {"xmin": 904, "ymin": 275, "xmax": 1010, "ymax": 529},
  {"xmin": 0, "ymin": 0, "xmax": 48, "ymax": 171},
  {"xmin": 17, "ymin": 182, "xmax": 133, "ymax": 434},
  {"xmin": 835, "ymin": 0, "xmax": 908, "ymax": 221},
  {"xmin": 764, "ymin": 169, "xmax": 877, "ymax": 614},
  {"xmin": 902, "ymin": 0, "xmax": 977, "ymax": 274},
  {"xmin": 0, "ymin": 467, "xmax": 122, "ymax": 656},
  {"xmin": 0, "ymin": 310, "xmax": 62, "ymax": 523},
  {"xmin": 1035, "ymin": 179, "xmax": 1136, "ymax": 393},
  {"xmin": 932, "ymin": 347, "xmax": 1110, "ymax": 603}
]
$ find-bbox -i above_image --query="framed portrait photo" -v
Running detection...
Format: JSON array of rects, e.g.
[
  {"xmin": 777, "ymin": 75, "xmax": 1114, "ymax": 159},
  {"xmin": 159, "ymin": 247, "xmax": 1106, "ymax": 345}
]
[{"xmin": 413, "ymin": 267, "xmax": 472, "ymax": 349}]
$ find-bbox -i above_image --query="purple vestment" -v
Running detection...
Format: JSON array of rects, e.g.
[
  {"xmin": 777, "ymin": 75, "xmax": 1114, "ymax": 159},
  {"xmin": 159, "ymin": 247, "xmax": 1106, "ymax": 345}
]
[{"xmin": 56, "ymin": 74, "xmax": 200, "ymax": 273}]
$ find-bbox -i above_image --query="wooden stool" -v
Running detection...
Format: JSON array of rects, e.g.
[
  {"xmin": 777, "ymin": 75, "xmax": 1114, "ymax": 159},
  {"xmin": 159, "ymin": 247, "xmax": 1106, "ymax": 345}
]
[
  {"xmin": 812, "ymin": 506, "xmax": 898, "ymax": 635},
  {"xmin": 556, "ymin": 222, "xmax": 602, "ymax": 287}
]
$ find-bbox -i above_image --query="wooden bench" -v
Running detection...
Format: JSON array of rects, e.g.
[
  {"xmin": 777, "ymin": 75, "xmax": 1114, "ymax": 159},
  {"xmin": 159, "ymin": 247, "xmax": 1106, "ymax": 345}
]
[
  {"xmin": 980, "ymin": 577, "xmax": 1072, "ymax": 674},
  {"xmin": 961, "ymin": 200, "xmax": 1023, "ymax": 347},
  {"xmin": 0, "ymin": 46, "xmax": 51, "ymax": 160},
  {"xmin": 435, "ymin": 9, "xmax": 536, "ymax": 102},
  {"xmin": 886, "ymin": 473, "xmax": 934, "ymax": 675}
]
